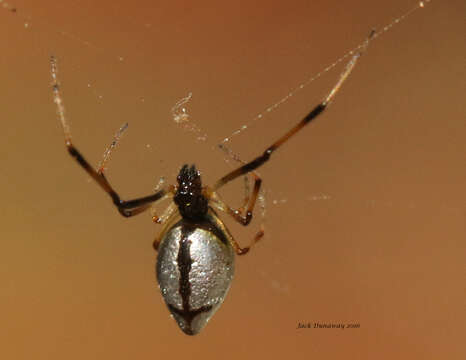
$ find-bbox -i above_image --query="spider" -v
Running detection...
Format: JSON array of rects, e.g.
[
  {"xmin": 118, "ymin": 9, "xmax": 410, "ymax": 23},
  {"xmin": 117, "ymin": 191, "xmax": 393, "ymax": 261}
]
[{"xmin": 51, "ymin": 32, "xmax": 372, "ymax": 335}]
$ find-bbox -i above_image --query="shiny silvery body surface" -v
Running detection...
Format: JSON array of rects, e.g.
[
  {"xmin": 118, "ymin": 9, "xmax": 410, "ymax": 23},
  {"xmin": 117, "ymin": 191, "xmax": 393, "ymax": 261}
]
[{"xmin": 156, "ymin": 209, "xmax": 235, "ymax": 335}]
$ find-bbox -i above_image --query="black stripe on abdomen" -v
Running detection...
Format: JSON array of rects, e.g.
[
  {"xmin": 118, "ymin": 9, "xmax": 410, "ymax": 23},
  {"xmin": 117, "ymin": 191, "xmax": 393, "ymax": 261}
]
[{"xmin": 168, "ymin": 223, "xmax": 212, "ymax": 335}]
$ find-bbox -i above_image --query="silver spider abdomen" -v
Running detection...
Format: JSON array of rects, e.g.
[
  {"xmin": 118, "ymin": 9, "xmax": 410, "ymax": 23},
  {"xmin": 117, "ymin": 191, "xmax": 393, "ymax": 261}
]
[{"xmin": 156, "ymin": 213, "xmax": 235, "ymax": 335}]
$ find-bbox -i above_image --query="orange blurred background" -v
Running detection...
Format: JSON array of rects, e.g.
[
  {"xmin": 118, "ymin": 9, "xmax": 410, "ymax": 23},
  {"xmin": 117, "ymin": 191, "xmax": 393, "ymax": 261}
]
[{"xmin": 0, "ymin": 0, "xmax": 464, "ymax": 359}]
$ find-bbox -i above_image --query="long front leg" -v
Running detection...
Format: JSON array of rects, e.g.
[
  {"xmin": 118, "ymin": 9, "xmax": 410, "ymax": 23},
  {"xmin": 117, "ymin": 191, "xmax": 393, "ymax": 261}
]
[
  {"xmin": 51, "ymin": 56, "xmax": 169, "ymax": 218},
  {"xmin": 213, "ymin": 104, "xmax": 325, "ymax": 191},
  {"xmin": 64, "ymin": 129, "xmax": 169, "ymax": 217},
  {"xmin": 213, "ymin": 31, "xmax": 374, "ymax": 192}
]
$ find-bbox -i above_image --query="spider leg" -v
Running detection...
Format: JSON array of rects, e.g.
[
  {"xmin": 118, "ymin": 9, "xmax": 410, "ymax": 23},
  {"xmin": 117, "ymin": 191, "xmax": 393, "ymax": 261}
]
[
  {"xmin": 152, "ymin": 203, "xmax": 178, "ymax": 250},
  {"xmin": 208, "ymin": 172, "xmax": 261, "ymax": 226},
  {"xmin": 51, "ymin": 55, "xmax": 171, "ymax": 218},
  {"xmin": 217, "ymin": 141, "xmax": 258, "ymax": 213},
  {"xmin": 213, "ymin": 30, "xmax": 374, "ymax": 193},
  {"xmin": 66, "ymin": 143, "xmax": 171, "ymax": 217},
  {"xmin": 213, "ymin": 103, "xmax": 323, "ymax": 191},
  {"xmin": 150, "ymin": 177, "xmax": 173, "ymax": 223},
  {"xmin": 217, "ymin": 141, "xmax": 267, "ymax": 248},
  {"xmin": 206, "ymin": 178, "xmax": 263, "ymax": 255},
  {"xmin": 230, "ymin": 172, "xmax": 262, "ymax": 225},
  {"xmin": 218, "ymin": 172, "xmax": 260, "ymax": 222},
  {"xmin": 230, "ymin": 227, "xmax": 264, "ymax": 256},
  {"xmin": 238, "ymin": 174, "xmax": 251, "ymax": 213},
  {"xmin": 210, "ymin": 201, "xmax": 263, "ymax": 255},
  {"xmin": 151, "ymin": 202, "xmax": 177, "ymax": 225}
]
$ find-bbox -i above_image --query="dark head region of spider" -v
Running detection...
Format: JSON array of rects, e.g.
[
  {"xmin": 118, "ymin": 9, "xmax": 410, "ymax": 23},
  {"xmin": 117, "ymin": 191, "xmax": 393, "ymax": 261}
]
[{"xmin": 174, "ymin": 164, "xmax": 208, "ymax": 220}]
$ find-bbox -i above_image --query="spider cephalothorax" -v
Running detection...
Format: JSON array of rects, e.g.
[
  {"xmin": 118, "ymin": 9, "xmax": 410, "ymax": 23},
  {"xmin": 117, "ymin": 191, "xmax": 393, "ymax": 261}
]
[{"xmin": 174, "ymin": 164, "xmax": 208, "ymax": 220}]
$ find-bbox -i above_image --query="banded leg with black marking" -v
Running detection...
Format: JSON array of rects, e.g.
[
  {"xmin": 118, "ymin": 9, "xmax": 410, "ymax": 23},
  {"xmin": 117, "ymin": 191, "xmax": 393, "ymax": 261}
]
[
  {"xmin": 66, "ymin": 143, "xmax": 169, "ymax": 217},
  {"xmin": 51, "ymin": 55, "xmax": 170, "ymax": 218},
  {"xmin": 212, "ymin": 30, "xmax": 373, "ymax": 210},
  {"xmin": 213, "ymin": 103, "xmax": 326, "ymax": 192},
  {"xmin": 207, "ymin": 182, "xmax": 263, "ymax": 255}
]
